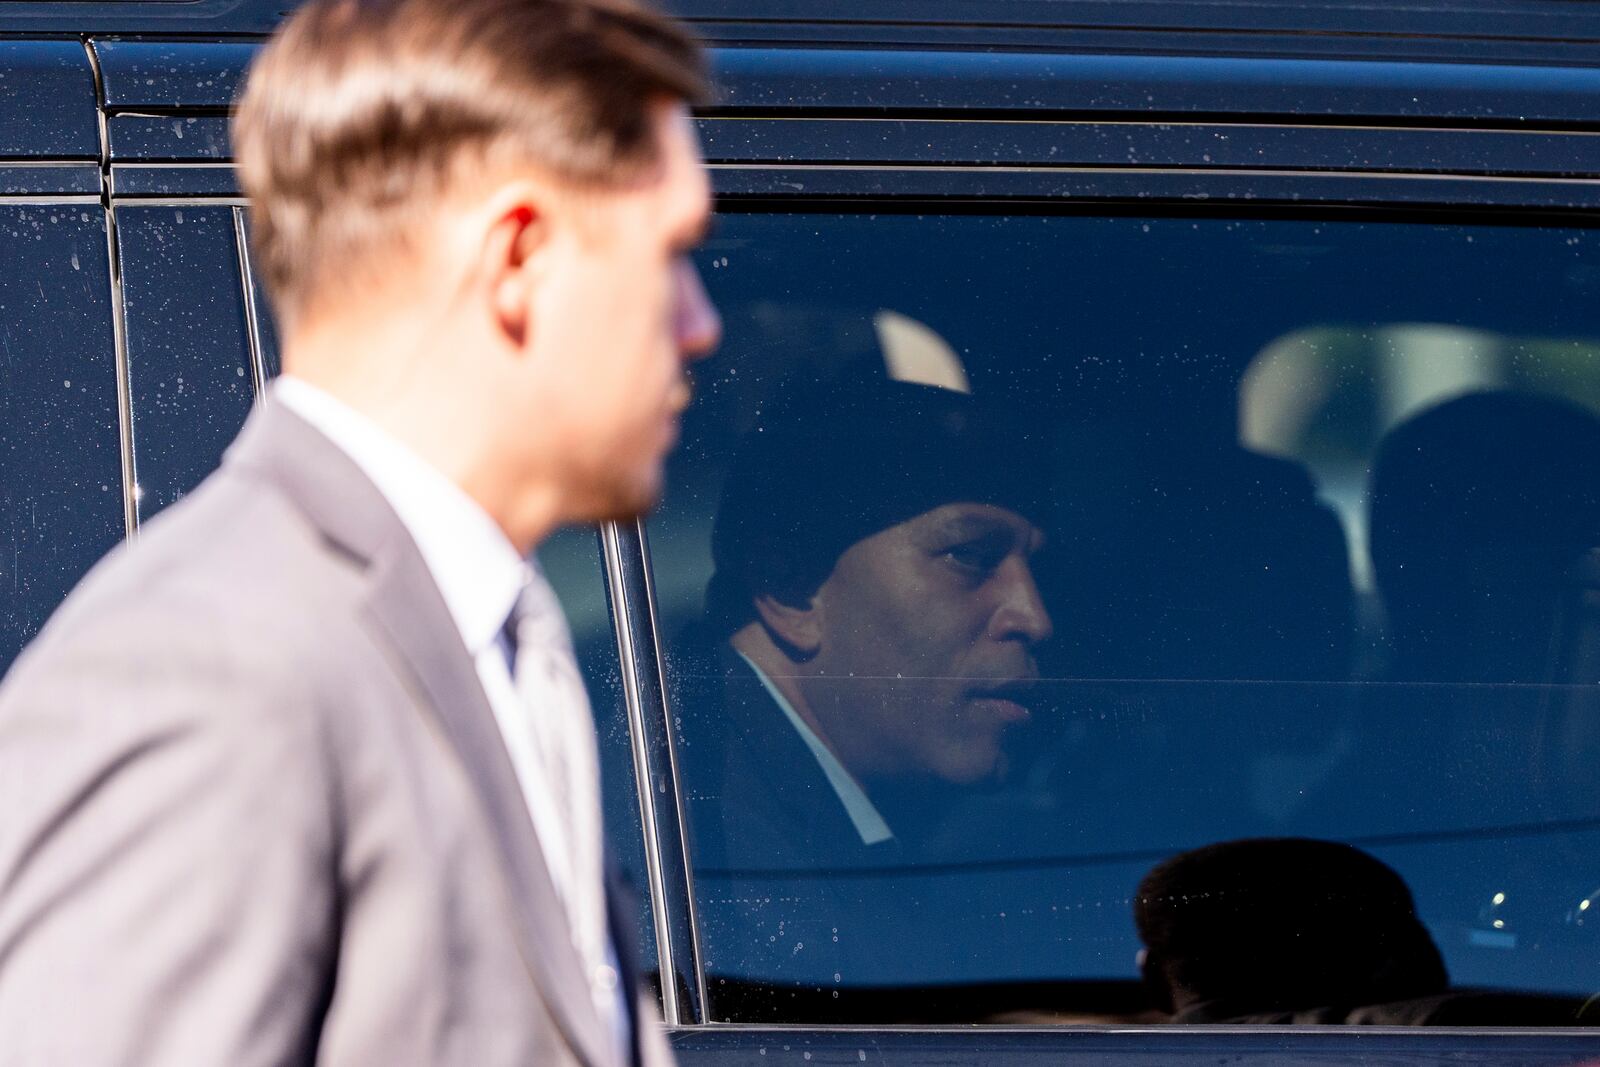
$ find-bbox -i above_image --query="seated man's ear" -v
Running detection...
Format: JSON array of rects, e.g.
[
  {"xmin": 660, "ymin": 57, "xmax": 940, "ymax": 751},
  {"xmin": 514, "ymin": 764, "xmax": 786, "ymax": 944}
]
[{"xmin": 753, "ymin": 591, "xmax": 823, "ymax": 660}]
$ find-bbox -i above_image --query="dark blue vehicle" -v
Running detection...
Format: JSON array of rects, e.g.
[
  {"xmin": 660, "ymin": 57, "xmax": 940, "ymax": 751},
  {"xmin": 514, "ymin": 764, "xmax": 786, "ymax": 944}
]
[{"xmin": 3, "ymin": 0, "xmax": 1600, "ymax": 1062}]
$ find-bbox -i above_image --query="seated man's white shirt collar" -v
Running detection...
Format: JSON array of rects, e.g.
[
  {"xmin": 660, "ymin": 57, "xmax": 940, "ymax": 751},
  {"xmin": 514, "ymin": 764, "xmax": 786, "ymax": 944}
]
[
  {"xmin": 273, "ymin": 375, "xmax": 528, "ymax": 650},
  {"xmin": 735, "ymin": 650, "xmax": 894, "ymax": 846}
]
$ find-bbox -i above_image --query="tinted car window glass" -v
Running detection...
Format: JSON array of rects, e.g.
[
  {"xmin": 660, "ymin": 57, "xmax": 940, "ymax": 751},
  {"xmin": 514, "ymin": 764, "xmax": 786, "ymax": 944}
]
[
  {"xmin": 117, "ymin": 205, "xmax": 254, "ymax": 521},
  {"xmin": 657, "ymin": 211, "xmax": 1600, "ymax": 1026},
  {"xmin": 0, "ymin": 206, "xmax": 122, "ymax": 672},
  {"xmin": 0, "ymin": 42, "xmax": 98, "ymax": 159}
]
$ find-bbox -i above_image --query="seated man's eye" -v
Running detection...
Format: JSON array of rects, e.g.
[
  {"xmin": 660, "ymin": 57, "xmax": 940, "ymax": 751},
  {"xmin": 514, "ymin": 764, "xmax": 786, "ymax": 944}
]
[{"xmin": 943, "ymin": 541, "xmax": 1005, "ymax": 573}]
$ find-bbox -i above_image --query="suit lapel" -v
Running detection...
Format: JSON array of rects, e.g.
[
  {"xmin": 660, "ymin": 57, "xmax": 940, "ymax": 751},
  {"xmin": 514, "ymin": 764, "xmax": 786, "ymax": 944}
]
[
  {"xmin": 604, "ymin": 854, "xmax": 647, "ymax": 1067},
  {"xmin": 228, "ymin": 403, "xmax": 613, "ymax": 1067},
  {"xmin": 365, "ymin": 562, "xmax": 613, "ymax": 1067}
]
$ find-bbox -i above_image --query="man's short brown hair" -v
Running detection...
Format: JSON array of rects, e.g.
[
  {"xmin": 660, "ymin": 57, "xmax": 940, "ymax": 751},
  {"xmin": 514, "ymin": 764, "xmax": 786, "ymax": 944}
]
[{"xmin": 234, "ymin": 0, "xmax": 707, "ymax": 325}]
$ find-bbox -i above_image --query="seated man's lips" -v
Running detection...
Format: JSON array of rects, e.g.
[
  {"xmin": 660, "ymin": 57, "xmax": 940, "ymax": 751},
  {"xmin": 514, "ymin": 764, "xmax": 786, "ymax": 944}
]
[{"xmin": 968, "ymin": 679, "xmax": 1038, "ymax": 722}]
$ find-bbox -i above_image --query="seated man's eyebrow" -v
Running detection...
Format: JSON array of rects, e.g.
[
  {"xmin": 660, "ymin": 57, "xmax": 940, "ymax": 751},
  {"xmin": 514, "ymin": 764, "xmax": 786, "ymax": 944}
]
[{"xmin": 933, "ymin": 514, "xmax": 1020, "ymax": 543}]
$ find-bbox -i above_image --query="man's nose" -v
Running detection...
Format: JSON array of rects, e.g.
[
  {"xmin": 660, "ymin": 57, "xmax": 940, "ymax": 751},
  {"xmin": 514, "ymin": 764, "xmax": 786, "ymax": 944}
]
[
  {"xmin": 674, "ymin": 257, "xmax": 721, "ymax": 360},
  {"xmin": 990, "ymin": 560, "xmax": 1054, "ymax": 646}
]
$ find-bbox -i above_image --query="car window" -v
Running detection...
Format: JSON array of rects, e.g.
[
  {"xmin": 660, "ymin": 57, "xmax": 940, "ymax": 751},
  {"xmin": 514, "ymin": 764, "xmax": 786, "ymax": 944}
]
[
  {"xmin": 656, "ymin": 210, "xmax": 1600, "ymax": 1026},
  {"xmin": 0, "ymin": 206, "xmax": 123, "ymax": 673}
]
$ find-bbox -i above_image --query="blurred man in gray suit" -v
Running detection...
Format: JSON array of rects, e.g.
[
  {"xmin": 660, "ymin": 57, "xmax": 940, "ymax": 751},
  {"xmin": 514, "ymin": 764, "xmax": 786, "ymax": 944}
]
[{"xmin": 0, "ymin": 0, "xmax": 718, "ymax": 1063}]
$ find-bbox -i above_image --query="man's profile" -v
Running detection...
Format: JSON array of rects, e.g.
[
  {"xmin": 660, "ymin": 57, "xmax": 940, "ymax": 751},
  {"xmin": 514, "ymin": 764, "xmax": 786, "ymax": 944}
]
[
  {"xmin": 0, "ymin": 0, "xmax": 717, "ymax": 1064},
  {"xmin": 675, "ymin": 371, "xmax": 1053, "ymax": 869}
]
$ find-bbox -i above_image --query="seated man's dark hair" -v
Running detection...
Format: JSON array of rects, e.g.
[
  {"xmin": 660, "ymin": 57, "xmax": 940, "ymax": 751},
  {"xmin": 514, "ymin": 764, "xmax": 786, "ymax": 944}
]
[{"xmin": 705, "ymin": 366, "xmax": 1049, "ymax": 638}]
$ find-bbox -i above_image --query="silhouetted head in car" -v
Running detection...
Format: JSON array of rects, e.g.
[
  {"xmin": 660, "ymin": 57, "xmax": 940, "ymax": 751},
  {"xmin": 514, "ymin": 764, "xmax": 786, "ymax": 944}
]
[
  {"xmin": 1371, "ymin": 391, "xmax": 1600, "ymax": 684},
  {"xmin": 705, "ymin": 373, "xmax": 1054, "ymax": 792},
  {"xmin": 1133, "ymin": 837, "xmax": 1447, "ymax": 1021}
]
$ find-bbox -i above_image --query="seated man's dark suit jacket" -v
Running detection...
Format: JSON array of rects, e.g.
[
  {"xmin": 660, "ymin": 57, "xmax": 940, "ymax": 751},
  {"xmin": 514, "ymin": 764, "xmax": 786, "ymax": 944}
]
[
  {"xmin": 0, "ymin": 403, "xmax": 671, "ymax": 1067},
  {"xmin": 668, "ymin": 633, "xmax": 912, "ymax": 1021},
  {"xmin": 669, "ymin": 631, "xmax": 900, "ymax": 874}
]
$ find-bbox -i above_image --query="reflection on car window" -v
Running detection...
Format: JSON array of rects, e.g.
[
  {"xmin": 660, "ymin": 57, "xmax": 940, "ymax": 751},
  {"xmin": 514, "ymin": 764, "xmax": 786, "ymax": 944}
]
[
  {"xmin": 654, "ymin": 212, "xmax": 1600, "ymax": 1026},
  {"xmin": 0, "ymin": 207, "xmax": 122, "ymax": 672},
  {"xmin": 117, "ymin": 206, "xmax": 254, "ymax": 521},
  {"xmin": 1135, "ymin": 837, "xmax": 1448, "ymax": 1024}
]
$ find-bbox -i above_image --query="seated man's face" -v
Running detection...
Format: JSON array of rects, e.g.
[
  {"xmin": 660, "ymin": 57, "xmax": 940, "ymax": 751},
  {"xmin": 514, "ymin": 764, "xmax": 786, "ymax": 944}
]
[{"xmin": 808, "ymin": 502, "xmax": 1052, "ymax": 785}]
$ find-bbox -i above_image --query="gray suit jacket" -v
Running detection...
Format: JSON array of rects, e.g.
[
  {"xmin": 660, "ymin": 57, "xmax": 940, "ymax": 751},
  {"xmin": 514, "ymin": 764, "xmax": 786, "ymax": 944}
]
[{"xmin": 0, "ymin": 402, "xmax": 674, "ymax": 1067}]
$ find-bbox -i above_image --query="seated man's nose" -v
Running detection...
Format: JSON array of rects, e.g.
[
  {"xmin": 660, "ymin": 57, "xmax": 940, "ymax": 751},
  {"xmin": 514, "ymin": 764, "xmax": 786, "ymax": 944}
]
[
  {"xmin": 1018, "ymin": 598, "xmax": 1054, "ymax": 645},
  {"xmin": 675, "ymin": 259, "xmax": 721, "ymax": 359},
  {"xmin": 993, "ymin": 567, "xmax": 1053, "ymax": 644}
]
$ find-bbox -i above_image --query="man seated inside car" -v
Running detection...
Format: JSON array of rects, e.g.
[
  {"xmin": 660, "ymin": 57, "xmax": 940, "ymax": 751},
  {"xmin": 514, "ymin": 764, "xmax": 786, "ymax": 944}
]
[{"xmin": 671, "ymin": 367, "xmax": 1054, "ymax": 872}]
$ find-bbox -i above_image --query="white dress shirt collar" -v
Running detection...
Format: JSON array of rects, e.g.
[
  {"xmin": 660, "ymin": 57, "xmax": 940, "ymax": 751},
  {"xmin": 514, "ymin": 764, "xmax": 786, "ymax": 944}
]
[
  {"xmin": 735, "ymin": 651, "xmax": 894, "ymax": 846},
  {"xmin": 273, "ymin": 376, "xmax": 530, "ymax": 653}
]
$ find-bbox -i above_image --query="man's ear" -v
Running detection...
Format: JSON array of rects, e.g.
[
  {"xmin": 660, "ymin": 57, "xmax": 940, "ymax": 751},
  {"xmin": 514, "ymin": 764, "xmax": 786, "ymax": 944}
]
[
  {"xmin": 753, "ymin": 590, "xmax": 823, "ymax": 660},
  {"xmin": 478, "ymin": 185, "xmax": 550, "ymax": 350}
]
